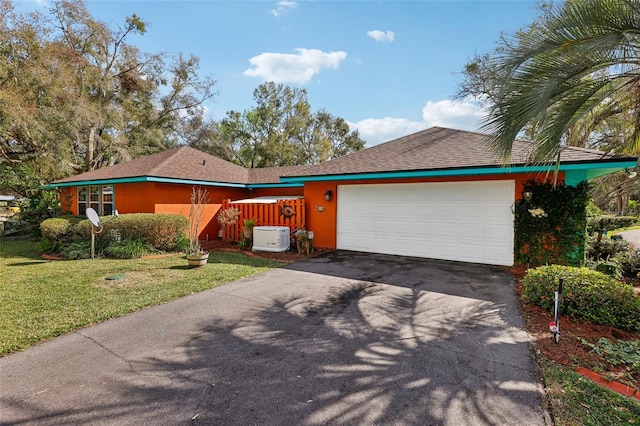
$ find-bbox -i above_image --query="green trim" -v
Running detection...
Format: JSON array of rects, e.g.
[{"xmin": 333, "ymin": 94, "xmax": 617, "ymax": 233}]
[
  {"xmin": 41, "ymin": 160, "xmax": 637, "ymax": 189},
  {"xmin": 43, "ymin": 176, "xmax": 246, "ymax": 189},
  {"xmin": 280, "ymin": 161, "xmax": 638, "ymax": 183},
  {"xmin": 247, "ymin": 182, "xmax": 304, "ymax": 189},
  {"xmin": 565, "ymin": 170, "xmax": 587, "ymax": 186}
]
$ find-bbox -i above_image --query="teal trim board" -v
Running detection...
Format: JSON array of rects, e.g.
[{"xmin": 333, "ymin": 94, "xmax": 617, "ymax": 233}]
[
  {"xmin": 247, "ymin": 183, "xmax": 304, "ymax": 189},
  {"xmin": 43, "ymin": 176, "xmax": 246, "ymax": 189},
  {"xmin": 280, "ymin": 161, "xmax": 638, "ymax": 184}
]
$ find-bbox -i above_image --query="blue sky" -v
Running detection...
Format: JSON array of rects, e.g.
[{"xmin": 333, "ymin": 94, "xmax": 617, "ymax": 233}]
[{"xmin": 19, "ymin": 0, "xmax": 539, "ymax": 146}]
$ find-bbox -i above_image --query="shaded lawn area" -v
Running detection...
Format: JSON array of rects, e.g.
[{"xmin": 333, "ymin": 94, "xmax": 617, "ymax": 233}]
[{"xmin": 0, "ymin": 239, "xmax": 282, "ymax": 355}]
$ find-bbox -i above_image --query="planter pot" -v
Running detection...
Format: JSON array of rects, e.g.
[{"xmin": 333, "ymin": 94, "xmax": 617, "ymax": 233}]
[
  {"xmin": 186, "ymin": 252, "xmax": 209, "ymax": 267},
  {"xmin": 242, "ymin": 226, "xmax": 253, "ymax": 239}
]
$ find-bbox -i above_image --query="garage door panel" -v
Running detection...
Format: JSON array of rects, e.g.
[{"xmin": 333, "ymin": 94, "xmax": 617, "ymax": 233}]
[{"xmin": 337, "ymin": 181, "xmax": 514, "ymax": 266}]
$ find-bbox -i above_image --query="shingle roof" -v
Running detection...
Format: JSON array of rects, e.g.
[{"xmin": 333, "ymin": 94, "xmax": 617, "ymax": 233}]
[
  {"xmin": 53, "ymin": 146, "xmax": 248, "ymax": 184},
  {"xmin": 52, "ymin": 127, "xmax": 635, "ymax": 186},
  {"xmin": 52, "ymin": 146, "xmax": 313, "ymax": 185},
  {"xmin": 283, "ymin": 127, "xmax": 632, "ymax": 178}
]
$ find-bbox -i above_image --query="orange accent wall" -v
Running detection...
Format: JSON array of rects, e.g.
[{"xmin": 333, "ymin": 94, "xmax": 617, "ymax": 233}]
[
  {"xmin": 115, "ymin": 182, "xmax": 157, "ymax": 213},
  {"xmin": 152, "ymin": 183, "xmax": 247, "ymax": 240},
  {"xmin": 303, "ymin": 172, "xmax": 565, "ymax": 250},
  {"xmin": 60, "ymin": 182, "xmax": 250, "ymax": 241},
  {"xmin": 60, "ymin": 187, "xmax": 76, "ymax": 214}
]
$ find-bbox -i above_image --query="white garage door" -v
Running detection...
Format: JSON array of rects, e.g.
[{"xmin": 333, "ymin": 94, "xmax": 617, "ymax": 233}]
[{"xmin": 337, "ymin": 180, "xmax": 514, "ymax": 266}]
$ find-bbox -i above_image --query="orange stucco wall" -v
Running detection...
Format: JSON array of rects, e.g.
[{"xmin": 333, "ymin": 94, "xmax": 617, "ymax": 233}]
[
  {"xmin": 60, "ymin": 182, "xmax": 157, "ymax": 215},
  {"xmin": 61, "ymin": 182, "xmax": 249, "ymax": 240},
  {"xmin": 153, "ymin": 183, "xmax": 247, "ymax": 240},
  {"xmin": 303, "ymin": 172, "xmax": 565, "ymax": 250}
]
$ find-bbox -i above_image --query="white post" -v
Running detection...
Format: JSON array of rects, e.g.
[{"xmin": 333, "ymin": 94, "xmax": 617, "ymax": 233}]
[{"xmin": 91, "ymin": 227, "xmax": 96, "ymax": 260}]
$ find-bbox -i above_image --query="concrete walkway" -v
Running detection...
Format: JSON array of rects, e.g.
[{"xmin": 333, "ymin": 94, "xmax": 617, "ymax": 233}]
[{"xmin": 1, "ymin": 252, "xmax": 550, "ymax": 425}]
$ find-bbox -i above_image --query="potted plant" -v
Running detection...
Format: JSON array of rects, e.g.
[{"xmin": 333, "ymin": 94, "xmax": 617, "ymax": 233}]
[
  {"xmin": 186, "ymin": 186, "xmax": 210, "ymax": 267},
  {"xmin": 242, "ymin": 217, "xmax": 257, "ymax": 239}
]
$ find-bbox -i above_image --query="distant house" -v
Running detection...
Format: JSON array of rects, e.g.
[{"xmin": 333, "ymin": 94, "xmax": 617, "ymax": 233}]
[{"xmin": 47, "ymin": 127, "xmax": 637, "ymax": 266}]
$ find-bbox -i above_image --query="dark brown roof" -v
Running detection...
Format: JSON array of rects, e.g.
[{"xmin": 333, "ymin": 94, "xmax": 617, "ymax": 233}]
[
  {"xmin": 53, "ymin": 127, "xmax": 634, "ymax": 186},
  {"xmin": 283, "ymin": 127, "xmax": 631, "ymax": 178},
  {"xmin": 53, "ymin": 146, "xmax": 250, "ymax": 184}
]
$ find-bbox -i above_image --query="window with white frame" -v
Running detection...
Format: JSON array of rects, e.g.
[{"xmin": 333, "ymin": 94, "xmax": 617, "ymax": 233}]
[
  {"xmin": 78, "ymin": 185, "xmax": 115, "ymax": 216},
  {"xmin": 102, "ymin": 186, "xmax": 114, "ymax": 215},
  {"xmin": 77, "ymin": 187, "xmax": 88, "ymax": 216}
]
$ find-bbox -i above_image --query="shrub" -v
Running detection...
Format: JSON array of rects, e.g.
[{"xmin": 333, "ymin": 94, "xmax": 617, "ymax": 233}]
[
  {"xmin": 587, "ymin": 215, "xmax": 637, "ymax": 235},
  {"xmin": 172, "ymin": 234, "xmax": 190, "ymax": 252},
  {"xmin": 106, "ymin": 214, "xmax": 188, "ymax": 251},
  {"xmin": 40, "ymin": 213, "xmax": 188, "ymax": 254},
  {"xmin": 612, "ymin": 249, "xmax": 640, "ymax": 279},
  {"xmin": 40, "ymin": 216, "xmax": 83, "ymax": 241},
  {"xmin": 59, "ymin": 240, "xmax": 94, "ymax": 260},
  {"xmin": 104, "ymin": 238, "xmax": 155, "ymax": 259},
  {"xmin": 587, "ymin": 259, "xmax": 622, "ymax": 279},
  {"xmin": 586, "ymin": 235, "xmax": 630, "ymax": 260},
  {"xmin": 514, "ymin": 181, "xmax": 588, "ymax": 266},
  {"xmin": 523, "ymin": 265, "xmax": 640, "ymax": 332},
  {"xmin": 40, "ymin": 216, "xmax": 84, "ymax": 253}
]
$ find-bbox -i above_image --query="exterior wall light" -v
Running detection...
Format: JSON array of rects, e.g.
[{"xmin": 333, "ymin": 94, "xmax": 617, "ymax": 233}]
[
  {"xmin": 522, "ymin": 191, "xmax": 533, "ymax": 202},
  {"xmin": 324, "ymin": 190, "xmax": 333, "ymax": 201}
]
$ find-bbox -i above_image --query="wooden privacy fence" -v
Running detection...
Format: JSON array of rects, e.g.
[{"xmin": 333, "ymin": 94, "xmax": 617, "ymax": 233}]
[{"xmin": 220, "ymin": 198, "xmax": 306, "ymax": 241}]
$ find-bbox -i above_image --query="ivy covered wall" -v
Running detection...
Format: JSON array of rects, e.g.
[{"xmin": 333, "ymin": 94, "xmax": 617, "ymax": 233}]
[{"xmin": 514, "ymin": 180, "xmax": 589, "ymax": 266}]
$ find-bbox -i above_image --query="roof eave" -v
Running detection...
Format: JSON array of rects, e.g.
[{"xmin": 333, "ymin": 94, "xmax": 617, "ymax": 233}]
[
  {"xmin": 280, "ymin": 160, "xmax": 638, "ymax": 183},
  {"xmin": 43, "ymin": 176, "xmax": 248, "ymax": 189}
]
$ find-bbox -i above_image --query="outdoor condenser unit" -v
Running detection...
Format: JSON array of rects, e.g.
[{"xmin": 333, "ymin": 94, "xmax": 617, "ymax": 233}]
[{"xmin": 252, "ymin": 226, "xmax": 290, "ymax": 252}]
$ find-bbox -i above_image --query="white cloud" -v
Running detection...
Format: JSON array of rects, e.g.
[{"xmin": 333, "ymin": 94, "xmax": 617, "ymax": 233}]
[
  {"xmin": 349, "ymin": 98, "xmax": 487, "ymax": 146},
  {"xmin": 367, "ymin": 30, "xmax": 395, "ymax": 43},
  {"xmin": 272, "ymin": 1, "xmax": 297, "ymax": 17},
  {"xmin": 421, "ymin": 98, "xmax": 486, "ymax": 130},
  {"xmin": 243, "ymin": 48, "xmax": 347, "ymax": 84},
  {"xmin": 349, "ymin": 118, "xmax": 427, "ymax": 146}
]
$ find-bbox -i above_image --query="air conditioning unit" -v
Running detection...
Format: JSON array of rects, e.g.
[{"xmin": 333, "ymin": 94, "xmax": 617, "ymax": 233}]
[{"xmin": 252, "ymin": 226, "xmax": 290, "ymax": 252}]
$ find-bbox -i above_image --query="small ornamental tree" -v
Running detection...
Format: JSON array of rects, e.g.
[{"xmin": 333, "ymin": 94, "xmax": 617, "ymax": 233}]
[{"xmin": 187, "ymin": 186, "xmax": 209, "ymax": 255}]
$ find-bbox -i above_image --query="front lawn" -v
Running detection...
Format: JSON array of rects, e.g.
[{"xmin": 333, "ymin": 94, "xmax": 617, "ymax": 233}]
[{"xmin": 0, "ymin": 239, "xmax": 282, "ymax": 355}]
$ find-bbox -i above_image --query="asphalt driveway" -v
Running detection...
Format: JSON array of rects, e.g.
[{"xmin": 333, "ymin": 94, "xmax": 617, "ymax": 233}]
[{"xmin": 0, "ymin": 251, "xmax": 549, "ymax": 425}]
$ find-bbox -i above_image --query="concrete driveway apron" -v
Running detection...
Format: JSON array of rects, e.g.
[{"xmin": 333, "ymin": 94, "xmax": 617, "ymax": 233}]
[{"xmin": 1, "ymin": 251, "xmax": 550, "ymax": 425}]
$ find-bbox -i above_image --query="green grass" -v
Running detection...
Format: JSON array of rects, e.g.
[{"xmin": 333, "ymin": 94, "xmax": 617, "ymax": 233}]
[
  {"xmin": 0, "ymin": 239, "xmax": 282, "ymax": 355},
  {"xmin": 541, "ymin": 359, "xmax": 640, "ymax": 425}
]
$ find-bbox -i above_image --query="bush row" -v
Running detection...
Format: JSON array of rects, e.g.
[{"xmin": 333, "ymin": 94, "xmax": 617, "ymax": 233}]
[
  {"xmin": 523, "ymin": 265, "xmax": 640, "ymax": 332},
  {"xmin": 40, "ymin": 213, "xmax": 189, "ymax": 258},
  {"xmin": 586, "ymin": 215, "xmax": 637, "ymax": 235}
]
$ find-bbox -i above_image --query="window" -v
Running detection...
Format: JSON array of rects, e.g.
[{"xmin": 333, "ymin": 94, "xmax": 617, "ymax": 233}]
[
  {"xmin": 78, "ymin": 185, "xmax": 115, "ymax": 216},
  {"xmin": 89, "ymin": 186, "xmax": 100, "ymax": 213},
  {"xmin": 102, "ymin": 186, "xmax": 114, "ymax": 216},
  {"xmin": 78, "ymin": 187, "xmax": 88, "ymax": 216}
]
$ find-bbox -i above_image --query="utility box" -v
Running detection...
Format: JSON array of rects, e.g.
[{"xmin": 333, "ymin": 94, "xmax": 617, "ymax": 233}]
[{"xmin": 252, "ymin": 226, "xmax": 290, "ymax": 252}]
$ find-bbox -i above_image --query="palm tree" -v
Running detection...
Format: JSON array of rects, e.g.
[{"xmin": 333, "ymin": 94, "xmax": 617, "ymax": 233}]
[{"xmin": 485, "ymin": 0, "xmax": 640, "ymax": 163}]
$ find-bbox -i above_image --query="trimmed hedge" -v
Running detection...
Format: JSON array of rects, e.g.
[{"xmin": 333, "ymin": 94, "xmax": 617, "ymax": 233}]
[
  {"xmin": 93, "ymin": 213, "xmax": 188, "ymax": 251},
  {"xmin": 40, "ymin": 215, "xmax": 84, "ymax": 241},
  {"xmin": 587, "ymin": 215, "xmax": 637, "ymax": 235},
  {"xmin": 523, "ymin": 265, "xmax": 640, "ymax": 332},
  {"xmin": 40, "ymin": 213, "xmax": 189, "ymax": 255},
  {"xmin": 586, "ymin": 235, "xmax": 630, "ymax": 260}
]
